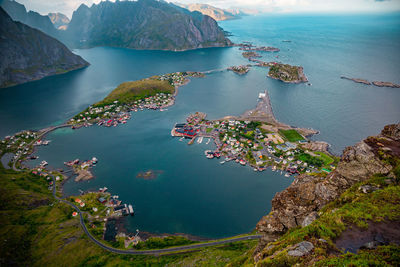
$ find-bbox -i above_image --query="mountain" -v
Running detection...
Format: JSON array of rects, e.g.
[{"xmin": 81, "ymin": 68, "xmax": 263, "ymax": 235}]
[
  {"xmin": 227, "ymin": 7, "xmax": 261, "ymax": 16},
  {"xmin": 48, "ymin": 12, "xmax": 70, "ymax": 30},
  {"xmin": 62, "ymin": 0, "xmax": 232, "ymax": 51},
  {"xmin": 174, "ymin": 2, "xmax": 238, "ymax": 21},
  {"xmin": 0, "ymin": 0, "xmax": 58, "ymax": 38},
  {"xmin": 0, "ymin": 7, "xmax": 89, "ymax": 88}
]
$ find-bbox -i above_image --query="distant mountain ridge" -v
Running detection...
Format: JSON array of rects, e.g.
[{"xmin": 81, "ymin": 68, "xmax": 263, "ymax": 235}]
[
  {"xmin": 0, "ymin": 0, "xmax": 58, "ymax": 38},
  {"xmin": 174, "ymin": 2, "xmax": 238, "ymax": 21},
  {"xmin": 48, "ymin": 12, "xmax": 69, "ymax": 30},
  {"xmin": 62, "ymin": 0, "xmax": 232, "ymax": 51},
  {"xmin": 0, "ymin": 7, "xmax": 89, "ymax": 88}
]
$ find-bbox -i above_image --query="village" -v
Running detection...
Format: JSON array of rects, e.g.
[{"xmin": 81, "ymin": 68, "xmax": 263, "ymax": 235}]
[
  {"xmin": 172, "ymin": 109, "xmax": 337, "ymax": 177},
  {"xmin": 68, "ymin": 71, "xmax": 204, "ymax": 129}
]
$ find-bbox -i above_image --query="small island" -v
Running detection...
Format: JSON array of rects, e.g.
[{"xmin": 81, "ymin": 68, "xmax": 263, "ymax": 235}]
[
  {"xmin": 237, "ymin": 42, "xmax": 280, "ymax": 52},
  {"xmin": 242, "ymin": 51, "xmax": 261, "ymax": 59},
  {"xmin": 372, "ymin": 81, "xmax": 400, "ymax": 88},
  {"xmin": 136, "ymin": 170, "xmax": 162, "ymax": 180},
  {"xmin": 267, "ymin": 63, "xmax": 308, "ymax": 83},
  {"xmin": 69, "ymin": 71, "xmax": 204, "ymax": 128},
  {"xmin": 228, "ymin": 65, "xmax": 251, "ymax": 75},
  {"xmin": 340, "ymin": 76, "xmax": 371, "ymax": 85},
  {"xmin": 341, "ymin": 76, "xmax": 400, "ymax": 88}
]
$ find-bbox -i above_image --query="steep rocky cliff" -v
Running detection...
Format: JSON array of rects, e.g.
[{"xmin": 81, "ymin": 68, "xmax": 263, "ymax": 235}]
[
  {"xmin": 0, "ymin": 8, "xmax": 89, "ymax": 88},
  {"xmin": 62, "ymin": 0, "xmax": 232, "ymax": 51},
  {"xmin": 254, "ymin": 123, "xmax": 400, "ymax": 263},
  {"xmin": 1, "ymin": 0, "xmax": 58, "ymax": 38}
]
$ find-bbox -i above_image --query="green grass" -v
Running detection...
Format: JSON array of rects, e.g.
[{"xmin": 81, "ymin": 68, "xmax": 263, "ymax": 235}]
[
  {"xmin": 279, "ymin": 129, "xmax": 304, "ymax": 142},
  {"xmin": 315, "ymin": 151, "xmax": 335, "ymax": 165},
  {"xmin": 98, "ymin": 79, "xmax": 174, "ymax": 105},
  {"xmin": 135, "ymin": 236, "xmax": 195, "ymax": 250}
]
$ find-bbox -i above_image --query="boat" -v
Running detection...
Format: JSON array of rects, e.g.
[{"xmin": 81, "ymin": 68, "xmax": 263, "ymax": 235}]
[
  {"xmin": 285, "ymin": 173, "xmax": 290, "ymax": 177},
  {"xmin": 64, "ymin": 159, "xmax": 79, "ymax": 166},
  {"xmin": 220, "ymin": 161, "xmax": 225, "ymax": 164},
  {"xmin": 253, "ymin": 168, "xmax": 258, "ymax": 171},
  {"xmin": 197, "ymin": 136, "xmax": 203, "ymax": 144},
  {"xmin": 240, "ymin": 159, "xmax": 246, "ymax": 166},
  {"xmin": 40, "ymin": 160, "xmax": 48, "ymax": 167},
  {"xmin": 91, "ymin": 157, "xmax": 98, "ymax": 164},
  {"xmin": 179, "ymin": 137, "xmax": 184, "ymax": 141},
  {"xmin": 99, "ymin": 187, "xmax": 108, "ymax": 192},
  {"xmin": 206, "ymin": 139, "xmax": 211, "ymax": 145}
]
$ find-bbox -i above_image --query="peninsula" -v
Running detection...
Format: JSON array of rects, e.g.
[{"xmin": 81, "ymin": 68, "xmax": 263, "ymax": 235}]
[{"xmin": 172, "ymin": 90, "xmax": 334, "ymax": 175}]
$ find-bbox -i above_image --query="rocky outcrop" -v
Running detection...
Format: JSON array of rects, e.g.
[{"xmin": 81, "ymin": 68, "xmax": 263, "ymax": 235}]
[
  {"xmin": 1, "ymin": 0, "xmax": 58, "ymax": 38},
  {"xmin": 48, "ymin": 12, "xmax": 70, "ymax": 30},
  {"xmin": 62, "ymin": 0, "xmax": 232, "ymax": 51},
  {"xmin": 0, "ymin": 8, "xmax": 89, "ymax": 88},
  {"xmin": 255, "ymin": 123, "xmax": 400, "ymax": 260}
]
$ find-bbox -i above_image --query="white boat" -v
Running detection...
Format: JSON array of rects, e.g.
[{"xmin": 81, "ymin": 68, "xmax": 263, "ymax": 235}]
[
  {"xmin": 179, "ymin": 137, "xmax": 184, "ymax": 141},
  {"xmin": 197, "ymin": 136, "xmax": 203, "ymax": 144},
  {"xmin": 220, "ymin": 161, "xmax": 225, "ymax": 164},
  {"xmin": 206, "ymin": 139, "xmax": 211, "ymax": 145},
  {"xmin": 285, "ymin": 173, "xmax": 290, "ymax": 177}
]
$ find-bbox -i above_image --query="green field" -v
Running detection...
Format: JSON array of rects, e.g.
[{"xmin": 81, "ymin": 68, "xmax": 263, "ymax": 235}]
[
  {"xmin": 97, "ymin": 78, "xmax": 174, "ymax": 106},
  {"xmin": 279, "ymin": 129, "xmax": 304, "ymax": 142},
  {"xmin": 315, "ymin": 151, "xmax": 335, "ymax": 165}
]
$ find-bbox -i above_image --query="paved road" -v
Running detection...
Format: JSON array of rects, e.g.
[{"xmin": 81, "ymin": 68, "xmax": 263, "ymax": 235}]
[
  {"xmin": 49, "ymin": 176, "xmax": 261, "ymax": 255},
  {"xmin": 9, "ymin": 123, "xmax": 262, "ymax": 255}
]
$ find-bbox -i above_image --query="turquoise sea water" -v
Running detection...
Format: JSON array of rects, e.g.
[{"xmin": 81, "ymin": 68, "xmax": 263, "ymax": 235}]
[{"xmin": 1, "ymin": 14, "xmax": 400, "ymax": 238}]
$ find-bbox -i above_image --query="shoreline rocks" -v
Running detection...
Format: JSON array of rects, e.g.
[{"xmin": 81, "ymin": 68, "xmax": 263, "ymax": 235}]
[{"xmin": 254, "ymin": 123, "xmax": 400, "ymax": 262}]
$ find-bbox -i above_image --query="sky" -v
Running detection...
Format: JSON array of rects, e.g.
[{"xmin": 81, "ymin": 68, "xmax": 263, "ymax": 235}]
[{"xmin": 13, "ymin": 0, "xmax": 400, "ymax": 18}]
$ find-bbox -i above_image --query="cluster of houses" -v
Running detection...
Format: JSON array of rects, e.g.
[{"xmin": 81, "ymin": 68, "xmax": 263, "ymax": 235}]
[
  {"xmin": 174, "ymin": 116, "xmax": 333, "ymax": 176},
  {"xmin": 69, "ymin": 101, "xmax": 132, "ymax": 128},
  {"xmin": 157, "ymin": 71, "xmax": 203, "ymax": 87},
  {"xmin": 1, "ymin": 130, "xmax": 38, "ymax": 164},
  {"xmin": 131, "ymin": 93, "xmax": 173, "ymax": 111}
]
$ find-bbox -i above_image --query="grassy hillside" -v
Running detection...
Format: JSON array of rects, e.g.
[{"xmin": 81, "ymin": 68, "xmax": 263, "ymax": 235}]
[
  {"xmin": 98, "ymin": 79, "xmax": 174, "ymax": 106},
  {"xmin": 0, "ymin": 162, "xmax": 256, "ymax": 266}
]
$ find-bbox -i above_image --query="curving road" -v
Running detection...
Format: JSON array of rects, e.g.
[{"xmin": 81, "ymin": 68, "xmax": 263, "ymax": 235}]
[
  {"xmin": 50, "ymin": 176, "xmax": 261, "ymax": 255},
  {"xmin": 9, "ymin": 123, "xmax": 262, "ymax": 255}
]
